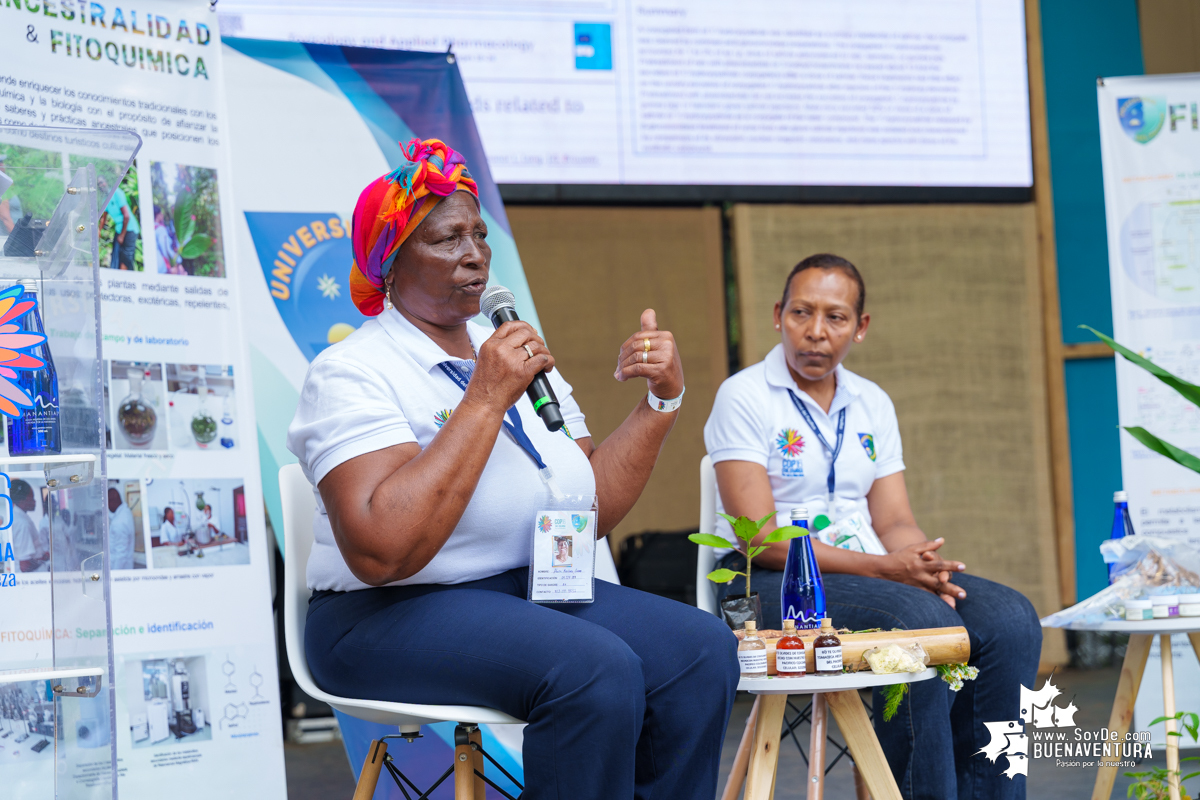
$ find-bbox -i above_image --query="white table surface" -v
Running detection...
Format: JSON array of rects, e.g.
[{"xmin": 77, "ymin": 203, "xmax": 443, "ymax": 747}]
[
  {"xmin": 738, "ymin": 667, "xmax": 937, "ymax": 694},
  {"xmin": 1043, "ymin": 617, "xmax": 1200, "ymax": 635}
]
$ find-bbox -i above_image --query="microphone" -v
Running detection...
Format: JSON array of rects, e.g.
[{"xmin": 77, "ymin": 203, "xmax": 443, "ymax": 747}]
[{"xmin": 480, "ymin": 285, "xmax": 564, "ymax": 432}]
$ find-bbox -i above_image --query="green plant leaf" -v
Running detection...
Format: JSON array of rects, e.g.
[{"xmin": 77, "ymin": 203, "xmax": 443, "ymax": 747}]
[
  {"xmin": 1124, "ymin": 427, "xmax": 1200, "ymax": 475},
  {"xmin": 173, "ymin": 189, "xmax": 194, "ymax": 231},
  {"xmin": 755, "ymin": 512, "xmax": 777, "ymax": 529},
  {"xmin": 764, "ymin": 525, "xmax": 806, "ymax": 543},
  {"xmin": 179, "ymin": 233, "xmax": 211, "ymax": 260},
  {"xmin": 716, "ymin": 512, "xmax": 739, "ymax": 527},
  {"xmin": 705, "ymin": 568, "xmax": 741, "ymax": 583},
  {"xmin": 1083, "ymin": 326, "xmax": 1200, "ymax": 408},
  {"xmin": 1148, "ymin": 714, "xmax": 1181, "ymax": 726},
  {"xmin": 746, "ymin": 546, "xmax": 768, "ymax": 559},
  {"xmin": 732, "ymin": 516, "xmax": 761, "ymax": 543},
  {"xmin": 881, "ymin": 682, "xmax": 909, "ymax": 721},
  {"xmin": 689, "ymin": 533, "xmax": 734, "ymax": 549}
]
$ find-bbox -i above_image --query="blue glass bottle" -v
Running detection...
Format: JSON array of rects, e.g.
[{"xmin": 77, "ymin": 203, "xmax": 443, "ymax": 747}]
[
  {"xmin": 781, "ymin": 506, "xmax": 826, "ymax": 629},
  {"xmin": 1108, "ymin": 490, "xmax": 1135, "ymax": 583},
  {"xmin": 7, "ymin": 287, "xmax": 61, "ymax": 456}
]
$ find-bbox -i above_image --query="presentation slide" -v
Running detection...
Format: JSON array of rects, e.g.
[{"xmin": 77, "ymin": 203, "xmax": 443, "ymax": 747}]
[{"xmin": 218, "ymin": 0, "xmax": 1033, "ymax": 188}]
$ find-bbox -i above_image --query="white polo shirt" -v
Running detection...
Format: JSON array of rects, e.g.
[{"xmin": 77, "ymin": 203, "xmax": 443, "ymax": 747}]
[
  {"xmin": 287, "ymin": 308, "xmax": 594, "ymax": 592},
  {"xmin": 704, "ymin": 344, "xmax": 905, "ymax": 545}
]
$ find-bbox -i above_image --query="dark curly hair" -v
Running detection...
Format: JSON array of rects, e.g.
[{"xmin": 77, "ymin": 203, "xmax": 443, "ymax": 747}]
[{"xmin": 780, "ymin": 253, "xmax": 865, "ymax": 318}]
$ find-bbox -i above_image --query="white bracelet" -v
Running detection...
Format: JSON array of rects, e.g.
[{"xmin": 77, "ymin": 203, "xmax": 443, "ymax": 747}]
[{"xmin": 648, "ymin": 387, "xmax": 684, "ymax": 412}]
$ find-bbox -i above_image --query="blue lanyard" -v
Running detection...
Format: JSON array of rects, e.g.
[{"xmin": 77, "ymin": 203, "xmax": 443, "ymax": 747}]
[
  {"xmin": 437, "ymin": 361, "xmax": 547, "ymax": 470},
  {"xmin": 787, "ymin": 389, "xmax": 845, "ymax": 497}
]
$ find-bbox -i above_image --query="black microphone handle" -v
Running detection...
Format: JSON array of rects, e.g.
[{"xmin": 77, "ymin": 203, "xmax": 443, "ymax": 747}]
[{"xmin": 489, "ymin": 306, "xmax": 565, "ymax": 432}]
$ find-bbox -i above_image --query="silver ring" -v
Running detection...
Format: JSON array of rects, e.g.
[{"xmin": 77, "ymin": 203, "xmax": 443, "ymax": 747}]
[
  {"xmin": 523, "ymin": 344, "xmax": 534, "ymax": 360},
  {"xmin": 642, "ymin": 351, "xmax": 649, "ymax": 364}
]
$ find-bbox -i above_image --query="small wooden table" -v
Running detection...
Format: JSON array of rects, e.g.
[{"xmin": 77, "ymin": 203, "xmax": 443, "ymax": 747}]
[
  {"xmin": 1044, "ymin": 617, "xmax": 1200, "ymax": 800},
  {"xmin": 735, "ymin": 668, "xmax": 937, "ymax": 800}
]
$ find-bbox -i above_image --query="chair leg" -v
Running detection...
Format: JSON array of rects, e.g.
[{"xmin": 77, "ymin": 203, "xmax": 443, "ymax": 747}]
[
  {"xmin": 454, "ymin": 725, "xmax": 476, "ymax": 800},
  {"xmin": 807, "ymin": 694, "xmax": 827, "ymax": 800},
  {"xmin": 353, "ymin": 740, "xmax": 388, "ymax": 800},
  {"xmin": 469, "ymin": 726, "xmax": 486, "ymax": 800}
]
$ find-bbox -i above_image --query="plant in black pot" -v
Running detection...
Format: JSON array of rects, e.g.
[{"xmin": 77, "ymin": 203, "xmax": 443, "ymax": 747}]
[{"xmin": 689, "ymin": 513, "xmax": 803, "ymax": 631}]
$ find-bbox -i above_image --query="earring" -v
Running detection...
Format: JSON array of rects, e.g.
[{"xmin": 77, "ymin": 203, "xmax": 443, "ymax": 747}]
[{"xmin": 384, "ymin": 292, "xmax": 393, "ymax": 311}]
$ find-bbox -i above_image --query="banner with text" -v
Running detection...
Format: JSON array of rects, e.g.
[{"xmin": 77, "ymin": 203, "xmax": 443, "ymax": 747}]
[
  {"xmin": 1097, "ymin": 72, "xmax": 1200, "ymax": 742},
  {"xmin": 0, "ymin": 2, "xmax": 286, "ymax": 797}
]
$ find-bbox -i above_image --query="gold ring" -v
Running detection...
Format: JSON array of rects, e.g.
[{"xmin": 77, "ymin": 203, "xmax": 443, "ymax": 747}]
[
  {"xmin": 642, "ymin": 351, "xmax": 649, "ymax": 364},
  {"xmin": 523, "ymin": 344, "xmax": 534, "ymax": 360},
  {"xmin": 644, "ymin": 338, "xmax": 651, "ymax": 353}
]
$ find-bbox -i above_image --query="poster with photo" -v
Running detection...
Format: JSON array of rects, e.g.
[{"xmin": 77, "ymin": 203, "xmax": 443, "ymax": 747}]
[{"xmin": 0, "ymin": 1, "xmax": 284, "ymax": 797}]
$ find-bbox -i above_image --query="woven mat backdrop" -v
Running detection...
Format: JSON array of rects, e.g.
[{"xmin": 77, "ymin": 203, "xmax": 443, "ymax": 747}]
[
  {"xmin": 731, "ymin": 203, "xmax": 1067, "ymax": 664},
  {"xmin": 509, "ymin": 206, "xmax": 727, "ymax": 553}
]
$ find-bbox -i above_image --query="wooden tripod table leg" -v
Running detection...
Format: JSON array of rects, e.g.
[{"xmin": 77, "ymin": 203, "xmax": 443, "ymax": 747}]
[
  {"xmin": 353, "ymin": 740, "xmax": 388, "ymax": 800},
  {"xmin": 1092, "ymin": 633, "xmax": 1153, "ymax": 800},
  {"xmin": 744, "ymin": 694, "xmax": 788, "ymax": 800},
  {"xmin": 1189, "ymin": 632, "xmax": 1200, "ymax": 665},
  {"xmin": 1161, "ymin": 634, "xmax": 1181, "ymax": 800},
  {"xmin": 720, "ymin": 696, "xmax": 761, "ymax": 800},
  {"xmin": 808, "ymin": 694, "xmax": 827, "ymax": 800},
  {"xmin": 825, "ymin": 690, "xmax": 900, "ymax": 800}
]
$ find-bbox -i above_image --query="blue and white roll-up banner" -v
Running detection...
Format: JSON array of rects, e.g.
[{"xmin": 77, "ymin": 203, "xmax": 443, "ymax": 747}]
[
  {"xmin": 0, "ymin": 2, "xmax": 286, "ymax": 797},
  {"xmin": 1097, "ymin": 72, "xmax": 1200, "ymax": 744},
  {"xmin": 221, "ymin": 39, "xmax": 536, "ymax": 793}
]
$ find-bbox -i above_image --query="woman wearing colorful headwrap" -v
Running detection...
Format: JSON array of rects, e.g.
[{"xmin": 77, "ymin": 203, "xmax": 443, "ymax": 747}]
[{"xmin": 288, "ymin": 139, "xmax": 738, "ymax": 799}]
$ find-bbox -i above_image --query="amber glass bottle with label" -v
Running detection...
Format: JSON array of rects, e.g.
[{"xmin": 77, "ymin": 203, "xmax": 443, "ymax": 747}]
[
  {"xmin": 813, "ymin": 618, "xmax": 843, "ymax": 675},
  {"xmin": 775, "ymin": 619, "xmax": 807, "ymax": 677}
]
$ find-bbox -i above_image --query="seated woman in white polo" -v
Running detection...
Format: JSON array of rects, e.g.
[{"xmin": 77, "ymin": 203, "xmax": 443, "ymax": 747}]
[{"xmin": 704, "ymin": 253, "xmax": 1042, "ymax": 800}]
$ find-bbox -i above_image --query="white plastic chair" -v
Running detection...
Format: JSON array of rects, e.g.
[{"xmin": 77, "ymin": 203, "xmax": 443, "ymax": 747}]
[
  {"xmin": 278, "ymin": 463, "xmax": 523, "ymax": 797},
  {"xmin": 697, "ymin": 455, "xmax": 720, "ymax": 615}
]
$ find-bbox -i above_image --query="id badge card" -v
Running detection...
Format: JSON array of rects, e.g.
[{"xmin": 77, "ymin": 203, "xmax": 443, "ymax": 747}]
[{"xmin": 528, "ymin": 494, "xmax": 597, "ymax": 604}]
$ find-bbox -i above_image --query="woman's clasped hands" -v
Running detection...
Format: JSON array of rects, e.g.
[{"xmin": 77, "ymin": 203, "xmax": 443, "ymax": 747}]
[{"xmin": 877, "ymin": 537, "xmax": 968, "ymax": 609}]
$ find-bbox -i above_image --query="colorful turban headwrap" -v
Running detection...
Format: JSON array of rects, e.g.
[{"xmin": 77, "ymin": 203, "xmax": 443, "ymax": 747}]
[{"xmin": 349, "ymin": 138, "xmax": 479, "ymax": 316}]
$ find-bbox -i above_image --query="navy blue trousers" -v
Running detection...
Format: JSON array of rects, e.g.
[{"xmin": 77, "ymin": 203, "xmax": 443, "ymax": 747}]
[
  {"xmin": 307, "ymin": 568, "xmax": 740, "ymax": 800},
  {"xmin": 717, "ymin": 555, "xmax": 1042, "ymax": 800}
]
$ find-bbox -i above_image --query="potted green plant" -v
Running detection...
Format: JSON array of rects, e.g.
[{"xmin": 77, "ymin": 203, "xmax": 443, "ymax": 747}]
[
  {"xmin": 1124, "ymin": 711, "xmax": 1199, "ymax": 799},
  {"xmin": 689, "ymin": 513, "xmax": 804, "ymax": 629}
]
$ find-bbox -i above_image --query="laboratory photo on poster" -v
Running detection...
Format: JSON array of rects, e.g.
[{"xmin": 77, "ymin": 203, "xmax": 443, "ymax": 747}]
[
  {"xmin": 108, "ymin": 479, "xmax": 147, "ymax": 571},
  {"xmin": 166, "ymin": 364, "xmax": 238, "ymax": 451},
  {"xmin": 99, "ymin": 162, "xmax": 144, "ymax": 271},
  {"xmin": 151, "ymin": 162, "xmax": 226, "ymax": 277},
  {"xmin": 123, "ymin": 655, "xmax": 212, "ymax": 749},
  {"xmin": 110, "ymin": 362, "xmax": 167, "ymax": 452},
  {"xmin": 146, "ymin": 478, "xmax": 249, "ymax": 569}
]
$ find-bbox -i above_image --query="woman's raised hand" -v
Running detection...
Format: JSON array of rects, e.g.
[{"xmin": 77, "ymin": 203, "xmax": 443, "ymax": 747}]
[
  {"xmin": 466, "ymin": 321, "xmax": 555, "ymax": 413},
  {"xmin": 614, "ymin": 309, "xmax": 684, "ymax": 401}
]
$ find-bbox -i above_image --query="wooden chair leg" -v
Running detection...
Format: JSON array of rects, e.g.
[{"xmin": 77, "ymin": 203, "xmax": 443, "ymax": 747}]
[
  {"xmin": 1161, "ymin": 635, "xmax": 1181, "ymax": 800},
  {"xmin": 825, "ymin": 690, "xmax": 901, "ymax": 800},
  {"xmin": 744, "ymin": 694, "xmax": 788, "ymax": 800},
  {"xmin": 454, "ymin": 727, "xmax": 476, "ymax": 800},
  {"xmin": 469, "ymin": 726, "xmax": 486, "ymax": 800},
  {"xmin": 807, "ymin": 694, "xmax": 827, "ymax": 800},
  {"xmin": 353, "ymin": 740, "xmax": 388, "ymax": 800},
  {"xmin": 1092, "ymin": 633, "xmax": 1153, "ymax": 800},
  {"xmin": 720, "ymin": 695, "xmax": 761, "ymax": 800}
]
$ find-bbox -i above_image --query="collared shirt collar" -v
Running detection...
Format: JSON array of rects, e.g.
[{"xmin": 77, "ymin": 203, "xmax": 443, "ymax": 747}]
[
  {"xmin": 763, "ymin": 343, "xmax": 861, "ymax": 418},
  {"xmin": 375, "ymin": 306, "xmax": 491, "ymax": 373}
]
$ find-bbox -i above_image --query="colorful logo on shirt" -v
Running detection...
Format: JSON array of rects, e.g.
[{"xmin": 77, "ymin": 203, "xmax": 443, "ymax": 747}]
[
  {"xmin": 562, "ymin": 424, "xmax": 574, "ymax": 440},
  {"xmin": 538, "ymin": 515, "xmax": 554, "ymax": 534},
  {"xmin": 858, "ymin": 433, "xmax": 876, "ymax": 462},
  {"xmin": 776, "ymin": 428, "xmax": 804, "ymax": 458},
  {"xmin": 571, "ymin": 514, "xmax": 588, "ymax": 533},
  {"xmin": 434, "ymin": 409, "xmax": 452, "ymax": 428}
]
